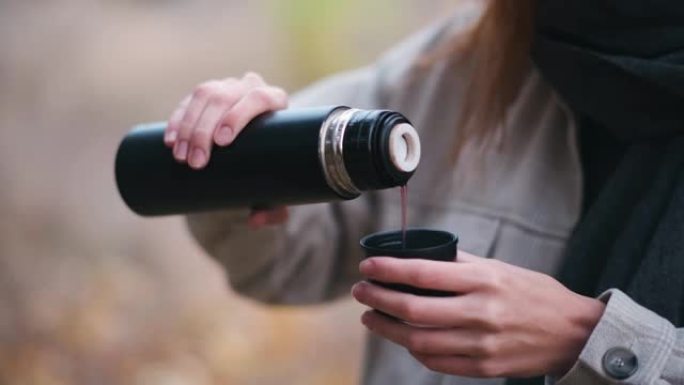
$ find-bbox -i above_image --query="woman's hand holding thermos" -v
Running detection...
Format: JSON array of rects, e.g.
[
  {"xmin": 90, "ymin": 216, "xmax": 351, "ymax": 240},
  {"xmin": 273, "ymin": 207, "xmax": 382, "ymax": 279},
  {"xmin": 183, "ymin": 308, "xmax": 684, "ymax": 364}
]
[{"xmin": 165, "ymin": 72, "xmax": 290, "ymax": 228}]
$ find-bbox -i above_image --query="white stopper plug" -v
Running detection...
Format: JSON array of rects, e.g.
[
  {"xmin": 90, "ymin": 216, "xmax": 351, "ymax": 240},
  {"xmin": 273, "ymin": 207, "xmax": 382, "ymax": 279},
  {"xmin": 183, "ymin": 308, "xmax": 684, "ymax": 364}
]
[{"xmin": 388, "ymin": 123, "xmax": 421, "ymax": 173}]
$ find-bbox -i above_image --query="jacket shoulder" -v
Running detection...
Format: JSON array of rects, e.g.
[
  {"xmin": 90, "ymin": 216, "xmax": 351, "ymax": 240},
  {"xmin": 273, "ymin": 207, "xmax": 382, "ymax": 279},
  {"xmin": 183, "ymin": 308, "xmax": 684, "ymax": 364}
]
[
  {"xmin": 290, "ymin": 7, "xmax": 483, "ymax": 109},
  {"xmin": 374, "ymin": 6, "xmax": 483, "ymax": 103}
]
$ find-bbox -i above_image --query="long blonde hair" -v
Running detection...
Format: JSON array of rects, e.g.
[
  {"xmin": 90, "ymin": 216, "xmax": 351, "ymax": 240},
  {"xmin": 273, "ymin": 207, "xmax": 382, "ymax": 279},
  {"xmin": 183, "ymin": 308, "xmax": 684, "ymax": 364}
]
[{"xmin": 441, "ymin": 0, "xmax": 537, "ymax": 155}]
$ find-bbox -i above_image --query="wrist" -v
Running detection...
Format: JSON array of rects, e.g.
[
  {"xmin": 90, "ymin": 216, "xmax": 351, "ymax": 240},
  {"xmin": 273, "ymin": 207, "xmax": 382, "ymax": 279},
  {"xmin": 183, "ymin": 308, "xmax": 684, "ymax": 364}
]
[{"xmin": 553, "ymin": 294, "xmax": 606, "ymax": 377}]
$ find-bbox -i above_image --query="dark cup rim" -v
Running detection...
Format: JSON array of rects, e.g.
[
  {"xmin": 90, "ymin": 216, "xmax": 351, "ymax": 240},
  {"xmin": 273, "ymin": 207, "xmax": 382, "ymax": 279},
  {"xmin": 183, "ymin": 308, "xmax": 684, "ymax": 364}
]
[{"xmin": 360, "ymin": 228, "xmax": 458, "ymax": 255}]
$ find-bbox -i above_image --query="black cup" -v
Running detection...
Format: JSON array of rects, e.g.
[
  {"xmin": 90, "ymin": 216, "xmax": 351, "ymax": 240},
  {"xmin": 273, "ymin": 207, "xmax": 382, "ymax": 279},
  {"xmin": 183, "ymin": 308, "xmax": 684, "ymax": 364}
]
[{"xmin": 360, "ymin": 229, "xmax": 458, "ymax": 297}]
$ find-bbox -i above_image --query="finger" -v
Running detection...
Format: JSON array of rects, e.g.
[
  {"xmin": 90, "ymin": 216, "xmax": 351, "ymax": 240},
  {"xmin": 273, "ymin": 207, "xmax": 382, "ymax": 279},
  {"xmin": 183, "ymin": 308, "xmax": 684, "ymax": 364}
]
[
  {"xmin": 166, "ymin": 95, "xmax": 191, "ymax": 147},
  {"xmin": 174, "ymin": 80, "xmax": 223, "ymax": 162},
  {"xmin": 241, "ymin": 72, "xmax": 268, "ymax": 90},
  {"xmin": 361, "ymin": 311, "xmax": 490, "ymax": 356},
  {"xmin": 248, "ymin": 207, "xmax": 288, "ymax": 229},
  {"xmin": 214, "ymin": 73, "xmax": 280, "ymax": 145},
  {"xmin": 359, "ymin": 257, "xmax": 484, "ymax": 293},
  {"xmin": 210, "ymin": 79, "xmax": 249, "ymax": 146},
  {"xmin": 219, "ymin": 86, "xmax": 288, "ymax": 143},
  {"xmin": 247, "ymin": 211, "xmax": 267, "ymax": 229},
  {"xmin": 187, "ymin": 82, "xmax": 243, "ymax": 169},
  {"xmin": 212, "ymin": 74, "xmax": 262, "ymax": 146},
  {"xmin": 351, "ymin": 281, "xmax": 478, "ymax": 327},
  {"xmin": 262, "ymin": 207, "xmax": 288, "ymax": 225},
  {"xmin": 412, "ymin": 353, "xmax": 504, "ymax": 378}
]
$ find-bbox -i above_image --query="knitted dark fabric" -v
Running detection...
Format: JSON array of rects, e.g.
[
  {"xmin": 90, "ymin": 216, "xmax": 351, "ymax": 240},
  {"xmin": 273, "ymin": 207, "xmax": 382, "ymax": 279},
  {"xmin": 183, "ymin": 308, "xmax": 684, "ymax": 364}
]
[{"xmin": 507, "ymin": 1, "xmax": 684, "ymax": 383}]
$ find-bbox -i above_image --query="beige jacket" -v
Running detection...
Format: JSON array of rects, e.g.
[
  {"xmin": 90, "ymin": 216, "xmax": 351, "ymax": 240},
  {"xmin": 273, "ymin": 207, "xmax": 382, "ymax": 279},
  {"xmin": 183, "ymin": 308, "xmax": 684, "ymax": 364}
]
[{"xmin": 187, "ymin": 16, "xmax": 684, "ymax": 385}]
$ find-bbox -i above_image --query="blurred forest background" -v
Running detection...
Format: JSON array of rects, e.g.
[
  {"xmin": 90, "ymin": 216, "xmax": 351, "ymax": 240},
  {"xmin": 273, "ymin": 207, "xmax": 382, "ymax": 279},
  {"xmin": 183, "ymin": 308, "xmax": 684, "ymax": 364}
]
[{"xmin": 0, "ymin": 1, "xmax": 457, "ymax": 384}]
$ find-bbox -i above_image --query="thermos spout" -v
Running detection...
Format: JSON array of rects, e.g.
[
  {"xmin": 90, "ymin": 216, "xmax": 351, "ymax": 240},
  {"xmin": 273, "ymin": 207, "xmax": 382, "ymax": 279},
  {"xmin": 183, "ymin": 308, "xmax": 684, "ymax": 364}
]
[{"xmin": 388, "ymin": 123, "xmax": 421, "ymax": 173}]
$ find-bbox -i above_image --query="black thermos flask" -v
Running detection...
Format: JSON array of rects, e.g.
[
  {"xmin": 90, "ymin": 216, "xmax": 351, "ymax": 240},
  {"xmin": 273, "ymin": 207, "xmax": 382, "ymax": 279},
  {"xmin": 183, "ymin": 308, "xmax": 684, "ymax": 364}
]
[{"xmin": 115, "ymin": 106, "xmax": 421, "ymax": 216}]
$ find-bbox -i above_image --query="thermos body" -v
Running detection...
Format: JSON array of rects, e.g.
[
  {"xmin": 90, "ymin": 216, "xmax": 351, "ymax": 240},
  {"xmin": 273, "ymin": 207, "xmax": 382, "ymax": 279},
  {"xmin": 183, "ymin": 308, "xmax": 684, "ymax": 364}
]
[{"xmin": 115, "ymin": 106, "xmax": 421, "ymax": 216}]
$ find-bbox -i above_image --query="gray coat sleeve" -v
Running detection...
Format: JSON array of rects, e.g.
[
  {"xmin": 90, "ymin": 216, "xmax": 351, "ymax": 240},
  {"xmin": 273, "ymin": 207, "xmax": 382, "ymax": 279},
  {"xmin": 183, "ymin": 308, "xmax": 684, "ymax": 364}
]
[
  {"xmin": 185, "ymin": 66, "xmax": 385, "ymax": 305},
  {"xmin": 550, "ymin": 289, "xmax": 684, "ymax": 384}
]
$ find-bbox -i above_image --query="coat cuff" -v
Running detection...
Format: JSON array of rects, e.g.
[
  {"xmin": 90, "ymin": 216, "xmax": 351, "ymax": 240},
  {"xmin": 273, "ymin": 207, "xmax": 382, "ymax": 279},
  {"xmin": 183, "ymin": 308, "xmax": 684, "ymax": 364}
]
[{"xmin": 550, "ymin": 289, "xmax": 676, "ymax": 385}]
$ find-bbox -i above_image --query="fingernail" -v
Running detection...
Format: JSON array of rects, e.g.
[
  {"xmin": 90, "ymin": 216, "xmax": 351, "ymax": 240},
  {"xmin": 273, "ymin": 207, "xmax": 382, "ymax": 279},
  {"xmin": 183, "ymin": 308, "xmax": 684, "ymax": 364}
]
[
  {"xmin": 174, "ymin": 140, "xmax": 189, "ymax": 161},
  {"xmin": 359, "ymin": 260, "xmax": 373, "ymax": 274},
  {"xmin": 351, "ymin": 283, "xmax": 361, "ymax": 297},
  {"xmin": 351, "ymin": 282, "xmax": 367, "ymax": 298},
  {"xmin": 189, "ymin": 148, "xmax": 207, "ymax": 169},
  {"xmin": 164, "ymin": 130, "xmax": 177, "ymax": 144},
  {"xmin": 361, "ymin": 312, "xmax": 370, "ymax": 325},
  {"xmin": 215, "ymin": 126, "xmax": 233, "ymax": 145}
]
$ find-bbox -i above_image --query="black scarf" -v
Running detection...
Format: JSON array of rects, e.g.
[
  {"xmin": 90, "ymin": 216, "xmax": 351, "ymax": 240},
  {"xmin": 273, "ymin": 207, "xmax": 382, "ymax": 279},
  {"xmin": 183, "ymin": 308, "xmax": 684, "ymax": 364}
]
[{"xmin": 507, "ymin": 1, "xmax": 684, "ymax": 383}]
